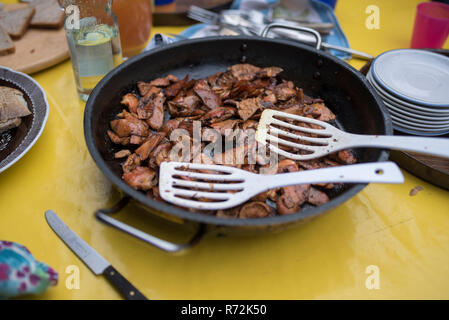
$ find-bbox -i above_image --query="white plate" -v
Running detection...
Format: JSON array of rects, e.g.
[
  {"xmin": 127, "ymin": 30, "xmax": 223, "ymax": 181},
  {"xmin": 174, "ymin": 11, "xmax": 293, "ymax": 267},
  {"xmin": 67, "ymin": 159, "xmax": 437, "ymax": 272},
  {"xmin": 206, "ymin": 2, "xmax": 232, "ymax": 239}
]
[
  {"xmin": 373, "ymin": 87, "xmax": 449, "ymax": 120},
  {"xmin": 371, "ymin": 49, "xmax": 449, "ymax": 107},
  {"xmin": 367, "ymin": 71, "xmax": 449, "ymax": 115},
  {"xmin": 392, "ymin": 122, "xmax": 449, "ymax": 136},
  {"xmin": 369, "ymin": 79, "xmax": 449, "ymax": 122},
  {"xmin": 390, "ymin": 114, "xmax": 449, "ymax": 130},
  {"xmin": 387, "ymin": 107, "xmax": 449, "ymax": 127},
  {"xmin": 383, "ymin": 99, "xmax": 449, "ymax": 122}
]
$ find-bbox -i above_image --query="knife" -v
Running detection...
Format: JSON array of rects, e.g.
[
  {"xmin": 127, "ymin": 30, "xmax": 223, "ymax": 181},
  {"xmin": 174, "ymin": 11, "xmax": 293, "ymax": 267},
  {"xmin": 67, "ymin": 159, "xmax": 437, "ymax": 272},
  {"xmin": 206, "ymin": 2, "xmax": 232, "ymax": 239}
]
[{"xmin": 45, "ymin": 210, "xmax": 148, "ymax": 300}]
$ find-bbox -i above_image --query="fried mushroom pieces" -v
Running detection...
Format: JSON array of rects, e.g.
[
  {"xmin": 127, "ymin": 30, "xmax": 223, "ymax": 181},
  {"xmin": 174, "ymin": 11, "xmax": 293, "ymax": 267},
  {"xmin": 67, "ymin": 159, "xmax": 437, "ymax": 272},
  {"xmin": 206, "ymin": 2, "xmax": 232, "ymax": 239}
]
[
  {"xmin": 194, "ymin": 79, "xmax": 221, "ymax": 110},
  {"xmin": 236, "ymin": 98, "xmax": 262, "ymax": 121},
  {"xmin": 239, "ymin": 202, "xmax": 273, "ymax": 219},
  {"xmin": 274, "ymin": 160, "xmax": 332, "ymax": 215},
  {"xmin": 275, "ymin": 160, "xmax": 310, "ymax": 215},
  {"xmin": 123, "ymin": 167, "xmax": 157, "ymax": 191},
  {"xmin": 229, "ymin": 64, "xmax": 283, "ymax": 81},
  {"xmin": 307, "ymin": 187, "xmax": 330, "ymax": 206},
  {"xmin": 110, "ymin": 112, "xmax": 149, "ymax": 138},
  {"xmin": 107, "ymin": 63, "xmax": 350, "ymax": 218}
]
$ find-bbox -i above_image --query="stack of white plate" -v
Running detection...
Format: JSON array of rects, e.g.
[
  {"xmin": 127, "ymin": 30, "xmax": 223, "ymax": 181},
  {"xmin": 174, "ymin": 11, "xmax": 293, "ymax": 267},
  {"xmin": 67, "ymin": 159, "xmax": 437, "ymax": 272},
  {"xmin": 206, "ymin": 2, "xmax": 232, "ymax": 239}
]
[{"xmin": 367, "ymin": 49, "xmax": 449, "ymax": 136}]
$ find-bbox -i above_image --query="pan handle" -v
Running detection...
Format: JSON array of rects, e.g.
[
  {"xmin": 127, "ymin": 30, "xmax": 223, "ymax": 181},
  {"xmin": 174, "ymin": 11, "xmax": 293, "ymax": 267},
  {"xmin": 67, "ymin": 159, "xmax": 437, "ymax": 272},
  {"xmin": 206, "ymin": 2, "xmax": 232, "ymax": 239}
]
[
  {"xmin": 95, "ymin": 197, "xmax": 206, "ymax": 253},
  {"xmin": 260, "ymin": 23, "xmax": 322, "ymax": 50}
]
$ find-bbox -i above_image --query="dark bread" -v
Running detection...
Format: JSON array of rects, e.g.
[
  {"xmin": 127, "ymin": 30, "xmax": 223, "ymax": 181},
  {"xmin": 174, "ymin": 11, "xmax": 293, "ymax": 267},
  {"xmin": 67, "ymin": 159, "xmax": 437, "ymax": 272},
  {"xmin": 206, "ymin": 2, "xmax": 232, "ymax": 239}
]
[
  {"xmin": 0, "ymin": 86, "xmax": 32, "ymax": 121},
  {"xmin": 0, "ymin": 117, "xmax": 21, "ymax": 134},
  {"xmin": 0, "ymin": 7, "xmax": 36, "ymax": 39},
  {"xmin": 30, "ymin": 0, "xmax": 64, "ymax": 29},
  {"xmin": 0, "ymin": 26, "xmax": 15, "ymax": 56}
]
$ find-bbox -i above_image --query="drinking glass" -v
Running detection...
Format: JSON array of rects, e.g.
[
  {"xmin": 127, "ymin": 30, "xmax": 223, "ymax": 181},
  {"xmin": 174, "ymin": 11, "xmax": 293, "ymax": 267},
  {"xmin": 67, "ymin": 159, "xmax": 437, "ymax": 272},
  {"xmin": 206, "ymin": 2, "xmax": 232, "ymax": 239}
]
[
  {"xmin": 112, "ymin": 0, "xmax": 153, "ymax": 58},
  {"xmin": 62, "ymin": 0, "xmax": 123, "ymax": 101},
  {"xmin": 411, "ymin": 2, "xmax": 449, "ymax": 49}
]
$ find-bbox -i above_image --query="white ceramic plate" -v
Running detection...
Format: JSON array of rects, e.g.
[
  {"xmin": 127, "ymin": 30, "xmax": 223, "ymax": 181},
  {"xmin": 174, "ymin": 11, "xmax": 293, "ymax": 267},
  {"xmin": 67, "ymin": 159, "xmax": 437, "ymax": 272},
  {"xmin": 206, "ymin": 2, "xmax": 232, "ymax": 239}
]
[
  {"xmin": 367, "ymin": 71, "xmax": 449, "ymax": 116},
  {"xmin": 388, "ymin": 107, "xmax": 449, "ymax": 127},
  {"xmin": 383, "ymin": 99, "xmax": 449, "ymax": 122},
  {"xmin": 390, "ymin": 114, "xmax": 449, "ymax": 130},
  {"xmin": 371, "ymin": 49, "xmax": 449, "ymax": 107},
  {"xmin": 392, "ymin": 122, "xmax": 449, "ymax": 136}
]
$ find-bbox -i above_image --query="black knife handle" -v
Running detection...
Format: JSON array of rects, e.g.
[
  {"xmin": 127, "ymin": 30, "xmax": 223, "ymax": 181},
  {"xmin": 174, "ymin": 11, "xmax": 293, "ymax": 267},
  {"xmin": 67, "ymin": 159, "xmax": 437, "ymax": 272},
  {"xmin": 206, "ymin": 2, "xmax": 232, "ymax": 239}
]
[{"xmin": 104, "ymin": 266, "xmax": 148, "ymax": 300}]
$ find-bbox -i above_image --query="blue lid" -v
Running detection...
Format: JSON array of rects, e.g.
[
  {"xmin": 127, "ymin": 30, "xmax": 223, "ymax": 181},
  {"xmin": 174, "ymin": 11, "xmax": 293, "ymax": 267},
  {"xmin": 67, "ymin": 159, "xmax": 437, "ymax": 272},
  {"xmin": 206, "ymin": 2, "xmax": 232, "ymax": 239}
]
[{"xmin": 155, "ymin": 0, "xmax": 175, "ymax": 5}]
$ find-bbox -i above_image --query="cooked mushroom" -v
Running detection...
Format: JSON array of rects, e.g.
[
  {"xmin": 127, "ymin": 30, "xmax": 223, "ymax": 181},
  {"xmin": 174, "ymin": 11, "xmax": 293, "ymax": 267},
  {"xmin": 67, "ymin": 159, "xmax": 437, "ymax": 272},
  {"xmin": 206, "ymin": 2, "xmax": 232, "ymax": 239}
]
[
  {"xmin": 122, "ymin": 167, "xmax": 157, "ymax": 191},
  {"xmin": 200, "ymin": 107, "xmax": 236, "ymax": 124},
  {"xmin": 110, "ymin": 111, "xmax": 149, "ymax": 138},
  {"xmin": 122, "ymin": 153, "xmax": 141, "ymax": 174},
  {"xmin": 307, "ymin": 187, "xmax": 330, "ymax": 206},
  {"xmin": 165, "ymin": 75, "xmax": 189, "ymax": 98},
  {"xmin": 193, "ymin": 79, "xmax": 222, "ymax": 110},
  {"xmin": 121, "ymin": 93, "xmax": 139, "ymax": 114},
  {"xmin": 135, "ymin": 133, "xmax": 164, "ymax": 161},
  {"xmin": 147, "ymin": 92, "xmax": 166, "ymax": 130},
  {"xmin": 114, "ymin": 149, "xmax": 131, "ymax": 159},
  {"xmin": 236, "ymin": 98, "xmax": 262, "ymax": 121},
  {"xmin": 239, "ymin": 202, "xmax": 272, "ymax": 219},
  {"xmin": 229, "ymin": 64, "xmax": 261, "ymax": 81}
]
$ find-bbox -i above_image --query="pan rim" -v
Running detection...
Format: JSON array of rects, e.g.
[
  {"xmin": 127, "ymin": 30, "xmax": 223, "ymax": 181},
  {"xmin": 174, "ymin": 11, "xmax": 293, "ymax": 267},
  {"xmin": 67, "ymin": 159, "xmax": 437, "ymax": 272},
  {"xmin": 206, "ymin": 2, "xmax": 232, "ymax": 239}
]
[{"xmin": 84, "ymin": 36, "xmax": 391, "ymax": 228}]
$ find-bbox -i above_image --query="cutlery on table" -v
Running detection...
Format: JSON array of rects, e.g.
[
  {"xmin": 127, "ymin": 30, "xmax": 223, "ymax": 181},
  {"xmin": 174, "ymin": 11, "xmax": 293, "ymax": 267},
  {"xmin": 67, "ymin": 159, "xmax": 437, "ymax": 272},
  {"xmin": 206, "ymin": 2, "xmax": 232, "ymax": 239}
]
[
  {"xmin": 187, "ymin": 5, "xmax": 333, "ymax": 34},
  {"xmin": 158, "ymin": 161, "xmax": 404, "ymax": 210},
  {"xmin": 187, "ymin": 6, "xmax": 373, "ymax": 60},
  {"xmin": 45, "ymin": 210, "xmax": 148, "ymax": 300},
  {"xmin": 187, "ymin": 6, "xmax": 255, "ymax": 36},
  {"xmin": 255, "ymin": 109, "xmax": 449, "ymax": 161}
]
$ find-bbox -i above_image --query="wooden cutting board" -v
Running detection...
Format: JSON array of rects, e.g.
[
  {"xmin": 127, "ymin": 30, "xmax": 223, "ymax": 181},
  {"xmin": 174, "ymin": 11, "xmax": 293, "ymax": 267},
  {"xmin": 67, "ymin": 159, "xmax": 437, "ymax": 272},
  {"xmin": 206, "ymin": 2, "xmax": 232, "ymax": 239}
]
[{"xmin": 0, "ymin": 3, "xmax": 69, "ymax": 74}]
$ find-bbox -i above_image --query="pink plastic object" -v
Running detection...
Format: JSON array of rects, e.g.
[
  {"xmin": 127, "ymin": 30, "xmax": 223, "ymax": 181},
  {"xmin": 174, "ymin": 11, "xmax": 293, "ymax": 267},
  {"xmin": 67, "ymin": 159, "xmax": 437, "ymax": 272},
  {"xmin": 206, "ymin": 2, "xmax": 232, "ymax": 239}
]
[{"xmin": 411, "ymin": 2, "xmax": 449, "ymax": 49}]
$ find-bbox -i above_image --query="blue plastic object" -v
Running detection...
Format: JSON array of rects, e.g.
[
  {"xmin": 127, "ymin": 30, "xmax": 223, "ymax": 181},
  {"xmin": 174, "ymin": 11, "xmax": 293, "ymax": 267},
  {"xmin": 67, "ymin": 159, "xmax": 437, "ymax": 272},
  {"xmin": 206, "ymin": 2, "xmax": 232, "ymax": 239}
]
[
  {"xmin": 316, "ymin": 0, "xmax": 337, "ymax": 9},
  {"xmin": 155, "ymin": 0, "xmax": 175, "ymax": 5}
]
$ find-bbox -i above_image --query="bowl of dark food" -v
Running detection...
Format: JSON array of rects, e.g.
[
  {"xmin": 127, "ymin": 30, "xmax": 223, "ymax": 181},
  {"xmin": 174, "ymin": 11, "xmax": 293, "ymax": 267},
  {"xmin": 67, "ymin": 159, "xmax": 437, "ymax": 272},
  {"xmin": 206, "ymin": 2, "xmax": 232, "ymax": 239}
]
[
  {"xmin": 0, "ymin": 66, "xmax": 48, "ymax": 174},
  {"xmin": 84, "ymin": 36, "xmax": 392, "ymax": 251}
]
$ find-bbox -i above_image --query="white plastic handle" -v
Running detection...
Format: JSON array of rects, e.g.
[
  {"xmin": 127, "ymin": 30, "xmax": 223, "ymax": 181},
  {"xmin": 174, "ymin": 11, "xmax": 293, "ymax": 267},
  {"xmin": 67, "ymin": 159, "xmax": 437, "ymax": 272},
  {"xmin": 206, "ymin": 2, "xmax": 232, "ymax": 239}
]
[
  {"xmin": 345, "ymin": 134, "xmax": 449, "ymax": 159},
  {"xmin": 255, "ymin": 162, "xmax": 404, "ymax": 191}
]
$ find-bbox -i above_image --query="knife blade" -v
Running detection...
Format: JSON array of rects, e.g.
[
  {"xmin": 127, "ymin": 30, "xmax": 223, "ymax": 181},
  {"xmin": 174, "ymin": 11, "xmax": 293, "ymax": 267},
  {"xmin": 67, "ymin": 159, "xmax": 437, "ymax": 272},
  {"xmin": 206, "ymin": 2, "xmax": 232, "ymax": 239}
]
[{"xmin": 45, "ymin": 210, "xmax": 148, "ymax": 300}]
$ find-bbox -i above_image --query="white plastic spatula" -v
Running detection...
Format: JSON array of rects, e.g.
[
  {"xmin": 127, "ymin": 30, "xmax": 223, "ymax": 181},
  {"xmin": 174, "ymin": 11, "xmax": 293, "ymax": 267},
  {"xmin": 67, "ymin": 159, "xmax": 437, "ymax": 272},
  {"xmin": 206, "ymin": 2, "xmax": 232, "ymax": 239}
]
[
  {"xmin": 255, "ymin": 109, "xmax": 449, "ymax": 161},
  {"xmin": 159, "ymin": 161, "xmax": 404, "ymax": 211}
]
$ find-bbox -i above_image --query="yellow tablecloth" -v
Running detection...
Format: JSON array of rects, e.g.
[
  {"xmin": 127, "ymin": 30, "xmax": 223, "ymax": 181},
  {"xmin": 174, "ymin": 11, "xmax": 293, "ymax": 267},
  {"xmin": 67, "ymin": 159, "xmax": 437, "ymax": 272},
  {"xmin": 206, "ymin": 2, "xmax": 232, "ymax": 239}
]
[{"xmin": 1, "ymin": 0, "xmax": 449, "ymax": 300}]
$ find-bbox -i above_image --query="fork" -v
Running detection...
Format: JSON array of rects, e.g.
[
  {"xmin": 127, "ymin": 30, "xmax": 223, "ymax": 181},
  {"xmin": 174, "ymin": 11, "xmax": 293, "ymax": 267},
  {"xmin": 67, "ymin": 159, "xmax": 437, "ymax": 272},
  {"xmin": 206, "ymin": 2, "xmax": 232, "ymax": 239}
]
[
  {"xmin": 159, "ymin": 161, "xmax": 404, "ymax": 210},
  {"xmin": 187, "ymin": 6, "xmax": 255, "ymax": 36},
  {"xmin": 187, "ymin": 5, "xmax": 221, "ymax": 25},
  {"xmin": 255, "ymin": 109, "xmax": 449, "ymax": 161}
]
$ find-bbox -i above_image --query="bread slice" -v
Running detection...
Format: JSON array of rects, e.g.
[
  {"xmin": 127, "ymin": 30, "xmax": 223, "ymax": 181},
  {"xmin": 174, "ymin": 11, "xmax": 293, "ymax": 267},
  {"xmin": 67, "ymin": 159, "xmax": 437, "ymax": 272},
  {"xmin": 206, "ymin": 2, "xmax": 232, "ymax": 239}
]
[
  {"xmin": 0, "ymin": 86, "xmax": 31, "ymax": 122},
  {"xmin": 30, "ymin": 0, "xmax": 64, "ymax": 29},
  {"xmin": 0, "ymin": 7, "xmax": 36, "ymax": 39},
  {"xmin": 0, "ymin": 117, "xmax": 21, "ymax": 134},
  {"xmin": 0, "ymin": 26, "xmax": 15, "ymax": 56}
]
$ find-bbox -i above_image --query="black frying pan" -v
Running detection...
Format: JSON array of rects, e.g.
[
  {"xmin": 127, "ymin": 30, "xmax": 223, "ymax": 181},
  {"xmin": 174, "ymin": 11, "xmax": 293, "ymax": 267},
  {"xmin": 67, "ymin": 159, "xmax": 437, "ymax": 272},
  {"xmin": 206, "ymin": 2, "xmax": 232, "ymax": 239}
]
[{"xmin": 84, "ymin": 36, "xmax": 392, "ymax": 252}]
